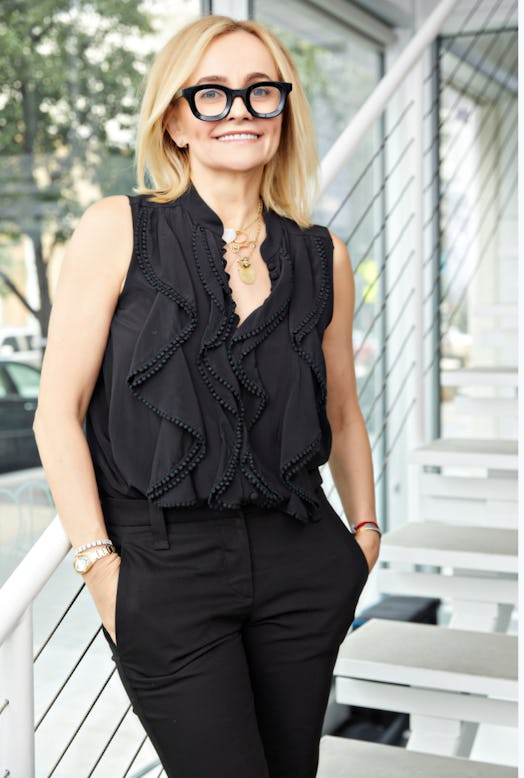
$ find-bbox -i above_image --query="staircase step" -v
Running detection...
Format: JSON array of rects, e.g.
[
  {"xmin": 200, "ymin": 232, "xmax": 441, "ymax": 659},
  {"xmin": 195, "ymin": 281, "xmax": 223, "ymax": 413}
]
[
  {"xmin": 419, "ymin": 473, "xmax": 517, "ymax": 500},
  {"xmin": 409, "ymin": 438, "xmax": 518, "ymax": 470},
  {"xmin": 335, "ymin": 620, "xmax": 517, "ymax": 699},
  {"xmin": 473, "ymin": 303, "xmax": 517, "ymax": 319},
  {"xmin": 381, "ymin": 523, "xmax": 517, "ymax": 573},
  {"xmin": 418, "ymin": 472, "xmax": 517, "ymax": 527},
  {"xmin": 377, "ymin": 569, "xmax": 518, "ymax": 605},
  {"xmin": 440, "ymin": 366, "xmax": 517, "ymax": 387},
  {"xmin": 316, "ymin": 735, "xmax": 517, "ymax": 777}
]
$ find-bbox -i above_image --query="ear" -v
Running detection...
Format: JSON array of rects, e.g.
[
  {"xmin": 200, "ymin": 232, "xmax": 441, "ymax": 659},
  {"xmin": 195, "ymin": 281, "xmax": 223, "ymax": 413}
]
[{"xmin": 164, "ymin": 108, "xmax": 189, "ymax": 148}]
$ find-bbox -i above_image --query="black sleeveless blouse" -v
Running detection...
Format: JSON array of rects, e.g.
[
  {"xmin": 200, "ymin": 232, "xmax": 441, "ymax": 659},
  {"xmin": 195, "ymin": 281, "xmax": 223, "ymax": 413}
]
[{"xmin": 85, "ymin": 185, "xmax": 334, "ymax": 523}]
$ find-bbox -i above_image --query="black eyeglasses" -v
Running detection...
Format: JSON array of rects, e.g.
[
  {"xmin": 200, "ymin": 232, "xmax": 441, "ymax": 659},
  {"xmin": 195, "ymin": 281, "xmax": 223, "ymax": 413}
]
[{"xmin": 173, "ymin": 81, "xmax": 292, "ymax": 121}]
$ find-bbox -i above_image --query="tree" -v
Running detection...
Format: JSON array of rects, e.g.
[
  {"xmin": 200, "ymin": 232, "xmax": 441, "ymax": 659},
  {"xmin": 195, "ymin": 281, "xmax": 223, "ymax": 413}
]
[{"xmin": 0, "ymin": 0, "xmax": 152, "ymax": 337}]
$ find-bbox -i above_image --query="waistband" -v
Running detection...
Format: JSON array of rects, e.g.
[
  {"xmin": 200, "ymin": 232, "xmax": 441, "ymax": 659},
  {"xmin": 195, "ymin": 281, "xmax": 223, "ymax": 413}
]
[{"xmin": 100, "ymin": 496, "xmax": 267, "ymax": 551}]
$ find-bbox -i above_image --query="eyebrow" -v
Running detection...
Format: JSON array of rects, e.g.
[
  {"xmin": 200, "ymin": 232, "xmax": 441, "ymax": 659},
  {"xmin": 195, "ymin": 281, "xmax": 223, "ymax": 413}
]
[{"xmin": 195, "ymin": 72, "xmax": 273, "ymax": 85}]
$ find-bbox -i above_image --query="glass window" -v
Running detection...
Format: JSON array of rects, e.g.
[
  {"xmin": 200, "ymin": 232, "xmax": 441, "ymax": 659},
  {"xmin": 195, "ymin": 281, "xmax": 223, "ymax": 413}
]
[{"xmin": 255, "ymin": 1, "xmax": 382, "ymax": 159}]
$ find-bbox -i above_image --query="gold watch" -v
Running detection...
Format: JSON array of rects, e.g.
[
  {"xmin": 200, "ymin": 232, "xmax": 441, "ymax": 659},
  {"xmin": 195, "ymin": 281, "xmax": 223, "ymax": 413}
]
[{"xmin": 73, "ymin": 544, "xmax": 116, "ymax": 574}]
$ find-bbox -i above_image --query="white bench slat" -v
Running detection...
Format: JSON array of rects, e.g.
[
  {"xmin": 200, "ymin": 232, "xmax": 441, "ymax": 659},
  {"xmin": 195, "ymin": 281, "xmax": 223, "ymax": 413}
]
[
  {"xmin": 376, "ymin": 570, "xmax": 518, "ymax": 605},
  {"xmin": 316, "ymin": 735, "xmax": 517, "ymax": 777},
  {"xmin": 380, "ymin": 523, "xmax": 517, "ymax": 573},
  {"xmin": 334, "ymin": 620, "xmax": 517, "ymax": 698},
  {"xmin": 409, "ymin": 438, "xmax": 518, "ymax": 470},
  {"xmin": 440, "ymin": 366, "xmax": 517, "ymax": 387}
]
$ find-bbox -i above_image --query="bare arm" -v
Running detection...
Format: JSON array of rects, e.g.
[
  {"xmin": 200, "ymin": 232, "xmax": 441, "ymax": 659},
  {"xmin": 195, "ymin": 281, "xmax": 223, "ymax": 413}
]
[
  {"xmin": 323, "ymin": 232, "xmax": 380, "ymax": 571},
  {"xmin": 33, "ymin": 195, "xmax": 132, "ymax": 641}
]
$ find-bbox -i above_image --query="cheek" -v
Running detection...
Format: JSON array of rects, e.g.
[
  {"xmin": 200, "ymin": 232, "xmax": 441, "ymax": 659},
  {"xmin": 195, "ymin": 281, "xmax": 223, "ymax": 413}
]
[
  {"xmin": 173, "ymin": 104, "xmax": 214, "ymax": 143},
  {"xmin": 192, "ymin": 125, "xmax": 214, "ymax": 142},
  {"xmin": 267, "ymin": 119, "xmax": 283, "ymax": 149}
]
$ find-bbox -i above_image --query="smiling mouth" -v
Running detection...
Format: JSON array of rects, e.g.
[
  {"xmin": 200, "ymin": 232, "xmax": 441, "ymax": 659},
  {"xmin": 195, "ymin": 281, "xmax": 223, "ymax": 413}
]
[{"xmin": 215, "ymin": 132, "xmax": 261, "ymax": 142}]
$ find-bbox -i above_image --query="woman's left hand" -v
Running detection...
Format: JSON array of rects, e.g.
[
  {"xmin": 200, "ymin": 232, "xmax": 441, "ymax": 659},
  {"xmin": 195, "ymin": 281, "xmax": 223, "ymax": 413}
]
[{"xmin": 354, "ymin": 530, "xmax": 381, "ymax": 574}]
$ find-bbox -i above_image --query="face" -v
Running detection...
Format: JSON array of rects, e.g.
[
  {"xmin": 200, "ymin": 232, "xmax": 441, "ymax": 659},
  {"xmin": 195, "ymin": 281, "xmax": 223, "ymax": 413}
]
[{"xmin": 166, "ymin": 31, "xmax": 284, "ymax": 180}]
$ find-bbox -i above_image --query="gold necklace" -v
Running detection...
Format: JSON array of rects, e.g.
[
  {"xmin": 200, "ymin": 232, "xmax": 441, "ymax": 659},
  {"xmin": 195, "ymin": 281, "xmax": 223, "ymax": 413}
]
[{"xmin": 223, "ymin": 200, "xmax": 263, "ymax": 285}]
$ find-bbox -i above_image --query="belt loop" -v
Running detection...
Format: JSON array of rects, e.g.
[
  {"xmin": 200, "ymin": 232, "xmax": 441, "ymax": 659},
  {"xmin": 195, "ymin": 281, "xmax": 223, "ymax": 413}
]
[{"xmin": 148, "ymin": 501, "xmax": 170, "ymax": 549}]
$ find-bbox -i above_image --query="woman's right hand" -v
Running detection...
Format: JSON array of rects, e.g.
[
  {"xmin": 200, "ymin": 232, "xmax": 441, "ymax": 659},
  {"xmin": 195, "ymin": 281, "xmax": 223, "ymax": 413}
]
[{"xmin": 83, "ymin": 552, "xmax": 121, "ymax": 645}]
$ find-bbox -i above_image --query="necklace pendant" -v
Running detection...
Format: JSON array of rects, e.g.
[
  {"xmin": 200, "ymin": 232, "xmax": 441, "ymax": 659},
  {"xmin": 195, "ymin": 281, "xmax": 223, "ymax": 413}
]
[
  {"xmin": 238, "ymin": 263, "xmax": 256, "ymax": 284},
  {"xmin": 223, "ymin": 228, "xmax": 237, "ymax": 243}
]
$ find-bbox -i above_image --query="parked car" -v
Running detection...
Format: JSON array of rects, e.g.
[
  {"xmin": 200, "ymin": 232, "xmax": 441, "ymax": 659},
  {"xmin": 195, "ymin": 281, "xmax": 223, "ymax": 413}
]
[
  {"xmin": 0, "ymin": 325, "xmax": 44, "ymax": 369},
  {"xmin": 0, "ymin": 358, "xmax": 41, "ymax": 473}
]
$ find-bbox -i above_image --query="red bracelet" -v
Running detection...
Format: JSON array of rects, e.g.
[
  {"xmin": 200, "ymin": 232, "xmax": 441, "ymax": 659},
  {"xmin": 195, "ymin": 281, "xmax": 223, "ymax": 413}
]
[{"xmin": 352, "ymin": 520, "xmax": 380, "ymax": 533}]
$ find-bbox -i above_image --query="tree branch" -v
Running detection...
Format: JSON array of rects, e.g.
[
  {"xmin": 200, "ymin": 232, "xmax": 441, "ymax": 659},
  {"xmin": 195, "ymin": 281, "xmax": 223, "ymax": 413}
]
[{"xmin": 0, "ymin": 269, "xmax": 40, "ymax": 318}]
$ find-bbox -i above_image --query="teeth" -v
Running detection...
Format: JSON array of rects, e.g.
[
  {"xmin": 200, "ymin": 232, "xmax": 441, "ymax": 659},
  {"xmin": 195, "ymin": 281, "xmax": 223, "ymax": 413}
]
[{"xmin": 217, "ymin": 133, "xmax": 259, "ymax": 141}]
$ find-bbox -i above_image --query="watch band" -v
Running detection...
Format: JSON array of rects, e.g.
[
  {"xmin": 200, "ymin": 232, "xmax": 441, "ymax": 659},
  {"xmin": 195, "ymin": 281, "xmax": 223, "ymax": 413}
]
[
  {"xmin": 74, "ymin": 538, "xmax": 113, "ymax": 555},
  {"xmin": 73, "ymin": 544, "xmax": 116, "ymax": 574}
]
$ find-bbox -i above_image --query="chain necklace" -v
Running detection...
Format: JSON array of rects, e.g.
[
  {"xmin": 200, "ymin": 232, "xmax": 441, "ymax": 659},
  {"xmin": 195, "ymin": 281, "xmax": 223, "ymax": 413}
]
[{"xmin": 223, "ymin": 200, "xmax": 263, "ymax": 285}]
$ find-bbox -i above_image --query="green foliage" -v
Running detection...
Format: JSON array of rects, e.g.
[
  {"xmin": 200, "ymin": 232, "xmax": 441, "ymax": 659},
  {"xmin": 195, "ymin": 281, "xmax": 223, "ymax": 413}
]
[
  {"xmin": 0, "ymin": 0, "xmax": 152, "ymax": 332},
  {"xmin": 0, "ymin": 0, "xmax": 151, "ymax": 156}
]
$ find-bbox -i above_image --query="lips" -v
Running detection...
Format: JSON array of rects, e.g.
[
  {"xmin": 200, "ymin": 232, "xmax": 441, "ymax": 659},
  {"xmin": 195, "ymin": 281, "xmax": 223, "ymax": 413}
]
[{"xmin": 215, "ymin": 132, "xmax": 261, "ymax": 141}]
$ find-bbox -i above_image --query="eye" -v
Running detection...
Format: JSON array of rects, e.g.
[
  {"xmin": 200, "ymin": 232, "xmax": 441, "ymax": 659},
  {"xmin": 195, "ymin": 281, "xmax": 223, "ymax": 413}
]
[
  {"xmin": 251, "ymin": 85, "xmax": 271, "ymax": 98},
  {"xmin": 198, "ymin": 88, "xmax": 225, "ymax": 101}
]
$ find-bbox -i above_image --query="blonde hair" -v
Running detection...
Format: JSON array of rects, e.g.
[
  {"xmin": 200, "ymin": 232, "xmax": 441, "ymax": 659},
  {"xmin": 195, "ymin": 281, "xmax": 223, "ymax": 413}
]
[{"xmin": 135, "ymin": 15, "xmax": 318, "ymax": 227}]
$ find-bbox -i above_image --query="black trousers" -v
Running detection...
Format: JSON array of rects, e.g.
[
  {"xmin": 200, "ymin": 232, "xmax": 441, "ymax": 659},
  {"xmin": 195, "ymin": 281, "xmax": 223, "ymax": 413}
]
[{"xmin": 100, "ymin": 488, "xmax": 369, "ymax": 778}]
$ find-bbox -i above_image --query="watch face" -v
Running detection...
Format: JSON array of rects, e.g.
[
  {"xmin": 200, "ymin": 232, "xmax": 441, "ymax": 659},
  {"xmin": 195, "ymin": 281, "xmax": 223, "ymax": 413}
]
[{"xmin": 74, "ymin": 555, "xmax": 91, "ymax": 573}]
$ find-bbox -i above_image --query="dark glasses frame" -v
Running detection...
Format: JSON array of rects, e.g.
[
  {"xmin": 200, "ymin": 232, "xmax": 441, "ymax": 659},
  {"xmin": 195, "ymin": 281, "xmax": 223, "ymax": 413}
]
[{"xmin": 173, "ymin": 81, "xmax": 293, "ymax": 121}]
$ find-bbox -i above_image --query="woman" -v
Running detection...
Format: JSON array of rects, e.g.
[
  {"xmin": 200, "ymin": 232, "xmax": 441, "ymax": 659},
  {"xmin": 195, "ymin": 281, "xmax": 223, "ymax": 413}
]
[{"xmin": 34, "ymin": 15, "xmax": 380, "ymax": 778}]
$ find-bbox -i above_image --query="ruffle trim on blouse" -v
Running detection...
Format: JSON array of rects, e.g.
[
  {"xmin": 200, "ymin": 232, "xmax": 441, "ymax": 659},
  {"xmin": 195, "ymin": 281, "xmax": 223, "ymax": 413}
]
[
  {"xmin": 280, "ymin": 234, "xmax": 333, "ymax": 519},
  {"xmin": 192, "ymin": 224, "xmax": 289, "ymax": 510},
  {"xmin": 126, "ymin": 202, "xmax": 206, "ymax": 503}
]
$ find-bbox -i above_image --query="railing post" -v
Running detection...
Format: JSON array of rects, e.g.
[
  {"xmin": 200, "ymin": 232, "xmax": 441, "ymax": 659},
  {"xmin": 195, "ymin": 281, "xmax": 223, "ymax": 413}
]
[
  {"xmin": 0, "ymin": 608, "xmax": 35, "ymax": 777},
  {"xmin": 413, "ymin": 54, "xmax": 426, "ymax": 449}
]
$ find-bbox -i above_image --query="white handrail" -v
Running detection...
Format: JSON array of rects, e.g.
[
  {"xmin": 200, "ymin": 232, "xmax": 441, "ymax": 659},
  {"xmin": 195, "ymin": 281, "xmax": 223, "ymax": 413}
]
[
  {"xmin": 319, "ymin": 0, "xmax": 459, "ymax": 194},
  {"xmin": 0, "ymin": 516, "xmax": 70, "ymax": 645}
]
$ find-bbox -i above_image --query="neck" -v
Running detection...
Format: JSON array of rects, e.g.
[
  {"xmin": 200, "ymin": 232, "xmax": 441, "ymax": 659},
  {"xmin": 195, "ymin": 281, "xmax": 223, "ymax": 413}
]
[{"xmin": 189, "ymin": 167, "xmax": 264, "ymax": 228}]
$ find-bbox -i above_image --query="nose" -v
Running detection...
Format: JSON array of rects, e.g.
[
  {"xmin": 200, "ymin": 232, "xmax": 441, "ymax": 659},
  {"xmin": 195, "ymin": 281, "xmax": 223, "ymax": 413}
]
[{"xmin": 229, "ymin": 94, "xmax": 250, "ymax": 118}]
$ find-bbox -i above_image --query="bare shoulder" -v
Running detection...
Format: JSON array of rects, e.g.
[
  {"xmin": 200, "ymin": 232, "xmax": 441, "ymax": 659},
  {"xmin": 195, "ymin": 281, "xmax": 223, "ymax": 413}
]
[
  {"xmin": 64, "ymin": 195, "xmax": 133, "ymax": 295},
  {"xmin": 75, "ymin": 195, "xmax": 132, "ymax": 239}
]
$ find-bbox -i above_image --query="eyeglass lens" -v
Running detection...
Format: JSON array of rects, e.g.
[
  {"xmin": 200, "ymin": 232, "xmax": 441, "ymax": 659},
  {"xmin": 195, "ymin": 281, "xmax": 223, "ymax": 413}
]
[{"xmin": 195, "ymin": 84, "xmax": 283, "ymax": 117}]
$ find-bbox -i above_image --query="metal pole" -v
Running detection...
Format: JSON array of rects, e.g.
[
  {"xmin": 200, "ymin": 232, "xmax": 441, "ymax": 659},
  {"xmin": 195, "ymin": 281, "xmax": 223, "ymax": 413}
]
[
  {"xmin": 0, "ymin": 608, "xmax": 35, "ymax": 777},
  {"xmin": 413, "ymin": 55, "xmax": 425, "ymax": 447},
  {"xmin": 430, "ymin": 40, "xmax": 443, "ymax": 441}
]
